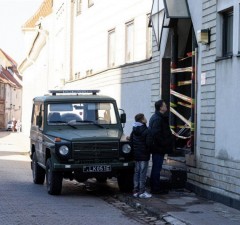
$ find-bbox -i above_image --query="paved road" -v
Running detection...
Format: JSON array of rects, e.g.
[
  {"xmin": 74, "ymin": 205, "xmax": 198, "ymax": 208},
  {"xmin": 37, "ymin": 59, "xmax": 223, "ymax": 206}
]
[{"xmin": 0, "ymin": 132, "xmax": 146, "ymax": 225}]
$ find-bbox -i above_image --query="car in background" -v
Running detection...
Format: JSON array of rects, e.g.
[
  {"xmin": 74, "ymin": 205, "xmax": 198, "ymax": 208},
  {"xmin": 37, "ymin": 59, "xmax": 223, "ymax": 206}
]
[{"xmin": 6, "ymin": 120, "xmax": 13, "ymax": 131}]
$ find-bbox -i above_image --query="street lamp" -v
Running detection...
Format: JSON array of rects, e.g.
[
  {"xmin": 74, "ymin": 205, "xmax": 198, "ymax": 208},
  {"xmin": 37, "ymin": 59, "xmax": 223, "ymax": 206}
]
[
  {"xmin": 150, "ymin": 0, "xmax": 191, "ymax": 51},
  {"xmin": 163, "ymin": 0, "xmax": 190, "ymax": 19}
]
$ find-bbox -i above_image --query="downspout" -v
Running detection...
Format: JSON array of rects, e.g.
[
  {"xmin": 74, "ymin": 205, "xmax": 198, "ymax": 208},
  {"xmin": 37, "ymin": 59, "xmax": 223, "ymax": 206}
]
[
  {"xmin": 69, "ymin": 0, "xmax": 74, "ymax": 81},
  {"xmin": 18, "ymin": 27, "xmax": 48, "ymax": 74}
]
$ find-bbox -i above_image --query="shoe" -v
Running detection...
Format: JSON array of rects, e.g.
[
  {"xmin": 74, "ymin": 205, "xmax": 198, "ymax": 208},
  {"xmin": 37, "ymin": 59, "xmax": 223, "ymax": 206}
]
[
  {"xmin": 139, "ymin": 191, "xmax": 152, "ymax": 198},
  {"xmin": 133, "ymin": 192, "xmax": 139, "ymax": 198}
]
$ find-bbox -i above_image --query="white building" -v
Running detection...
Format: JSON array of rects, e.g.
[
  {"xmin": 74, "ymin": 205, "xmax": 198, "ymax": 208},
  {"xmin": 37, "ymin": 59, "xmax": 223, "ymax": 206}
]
[
  {"xmin": 0, "ymin": 49, "xmax": 22, "ymax": 129},
  {"xmin": 19, "ymin": 0, "xmax": 159, "ymax": 136}
]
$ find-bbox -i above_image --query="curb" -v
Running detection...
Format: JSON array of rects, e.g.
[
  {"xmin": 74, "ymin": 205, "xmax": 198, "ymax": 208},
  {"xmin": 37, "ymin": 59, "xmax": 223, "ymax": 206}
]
[{"xmin": 115, "ymin": 193, "xmax": 187, "ymax": 225}]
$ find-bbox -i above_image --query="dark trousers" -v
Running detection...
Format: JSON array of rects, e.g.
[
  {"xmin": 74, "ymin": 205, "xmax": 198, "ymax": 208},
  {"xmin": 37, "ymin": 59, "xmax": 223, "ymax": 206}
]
[{"xmin": 150, "ymin": 153, "xmax": 164, "ymax": 191}]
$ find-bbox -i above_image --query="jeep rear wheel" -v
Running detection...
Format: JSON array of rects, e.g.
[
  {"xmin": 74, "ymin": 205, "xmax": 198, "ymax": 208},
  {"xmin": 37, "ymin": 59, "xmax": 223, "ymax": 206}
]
[
  {"xmin": 32, "ymin": 152, "xmax": 45, "ymax": 184},
  {"xmin": 117, "ymin": 169, "xmax": 134, "ymax": 192},
  {"xmin": 46, "ymin": 158, "xmax": 63, "ymax": 195}
]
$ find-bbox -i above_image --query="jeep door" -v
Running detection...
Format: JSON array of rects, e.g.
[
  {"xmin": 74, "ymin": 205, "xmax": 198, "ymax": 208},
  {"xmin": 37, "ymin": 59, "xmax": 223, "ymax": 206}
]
[{"xmin": 31, "ymin": 103, "xmax": 45, "ymax": 165}]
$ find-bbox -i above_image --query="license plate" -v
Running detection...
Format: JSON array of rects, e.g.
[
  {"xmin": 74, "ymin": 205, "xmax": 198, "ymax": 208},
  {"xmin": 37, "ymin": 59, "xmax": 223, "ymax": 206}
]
[{"xmin": 83, "ymin": 165, "xmax": 111, "ymax": 173}]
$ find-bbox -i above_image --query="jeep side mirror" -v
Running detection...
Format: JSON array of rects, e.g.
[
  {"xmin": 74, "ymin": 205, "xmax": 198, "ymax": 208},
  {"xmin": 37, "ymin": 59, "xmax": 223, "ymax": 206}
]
[
  {"xmin": 36, "ymin": 115, "xmax": 42, "ymax": 128},
  {"xmin": 120, "ymin": 113, "xmax": 126, "ymax": 123}
]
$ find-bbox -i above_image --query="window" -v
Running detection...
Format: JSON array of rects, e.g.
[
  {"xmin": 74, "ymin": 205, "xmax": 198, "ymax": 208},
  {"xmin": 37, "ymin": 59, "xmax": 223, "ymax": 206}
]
[
  {"xmin": 125, "ymin": 21, "xmax": 134, "ymax": 63},
  {"xmin": 47, "ymin": 102, "xmax": 117, "ymax": 125},
  {"xmin": 76, "ymin": 0, "xmax": 82, "ymax": 16},
  {"xmin": 88, "ymin": 0, "xmax": 94, "ymax": 8},
  {"xmin": 146, "ymin": 14, "xmax": 152, "ymax": 58},
  {"xmin": 108, "ymin": 29, "xmax": 116, "ymax": 68},
  {"xmin": 32, "ymin": 104, "xmax": 43, "ymax": 128},
  {"xmin": 222, "ymin": 9, "xmax": 233, "ymax": 56}
]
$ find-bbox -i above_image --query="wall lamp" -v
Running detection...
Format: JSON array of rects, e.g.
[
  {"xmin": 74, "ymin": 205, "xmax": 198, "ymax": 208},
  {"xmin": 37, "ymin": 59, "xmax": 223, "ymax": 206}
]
[{"xmin": 197, "ymin": 29, "xmax": 210, "ymax": 45}]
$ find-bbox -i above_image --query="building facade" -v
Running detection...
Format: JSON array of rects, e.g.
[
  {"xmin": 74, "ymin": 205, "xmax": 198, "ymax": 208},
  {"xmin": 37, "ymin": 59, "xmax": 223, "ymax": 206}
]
[
  {"xmin": 152, "ymin": 0, "xmax": 240, "ymax": 208},
  {"xmin": 190, "ymin": 0, "xmax": 240, "ymax": 208},
  {"xmin": 19, "ymin": 0, "xmax": 240, "ymax": 209},
  {"xmin": 0, "ymin": 49, "xmax": 22, "ymax": 129}
]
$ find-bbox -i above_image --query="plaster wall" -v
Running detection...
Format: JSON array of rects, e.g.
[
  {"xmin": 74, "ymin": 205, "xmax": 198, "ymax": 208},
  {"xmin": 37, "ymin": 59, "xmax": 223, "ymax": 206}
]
[
  {"xmin": 21, "ymin": 46, "xmax": 49, "ymax": 134},
  {"xmin": 73, "ymin": 0, "xmax": 151, "ymax": 76},
  {"xmin": 215, "ymin": 59, "xmax": 240, "ymax": 161}
]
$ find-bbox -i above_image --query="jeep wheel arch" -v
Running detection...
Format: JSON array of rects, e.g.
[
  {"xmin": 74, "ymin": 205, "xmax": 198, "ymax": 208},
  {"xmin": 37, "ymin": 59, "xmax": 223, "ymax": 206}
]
[{"xmin": 32, "ymin": 152, "xmax": 45, "ymax": 184}]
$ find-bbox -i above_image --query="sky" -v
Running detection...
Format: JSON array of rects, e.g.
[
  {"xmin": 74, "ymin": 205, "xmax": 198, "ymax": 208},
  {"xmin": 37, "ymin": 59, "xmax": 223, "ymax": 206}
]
[{"xmin": 0, "ymin": 0, "xmax": 43, "ymax": 64}]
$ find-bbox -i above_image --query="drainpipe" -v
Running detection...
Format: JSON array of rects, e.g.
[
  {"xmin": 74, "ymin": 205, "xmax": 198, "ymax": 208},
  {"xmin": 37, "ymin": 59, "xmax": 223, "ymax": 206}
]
[{"xmin": 69, "ymin": 0, "xmax": 74, "ymax": 81}]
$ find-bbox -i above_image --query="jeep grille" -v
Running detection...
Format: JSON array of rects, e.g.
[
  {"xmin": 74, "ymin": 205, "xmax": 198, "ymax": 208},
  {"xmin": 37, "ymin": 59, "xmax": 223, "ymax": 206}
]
[{"xmin": 72, "ymin": 142, "xmax": 119, "ymax": 160}]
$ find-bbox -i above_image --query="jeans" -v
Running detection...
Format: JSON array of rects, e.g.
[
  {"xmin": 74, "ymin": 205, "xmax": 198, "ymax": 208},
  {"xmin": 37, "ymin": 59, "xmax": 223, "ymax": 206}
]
[
  {"xmin": 133, "ymin": 161, "xmax": 149, "ymax": 194},
  {"xmin": 150, "ymin": 153, "xmax": 164, "ymax": 191}
]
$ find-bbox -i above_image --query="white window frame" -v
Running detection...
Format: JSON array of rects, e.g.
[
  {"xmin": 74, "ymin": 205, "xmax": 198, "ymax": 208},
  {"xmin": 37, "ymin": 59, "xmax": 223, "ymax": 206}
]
[
  {"xmin": 125, "ymin": 20, "xmax": 134, "ymax": 63},
  {"xmin": 108, "ymin": 29, "xmax": 116, "ymax": 68},
  {"xmin": 76, "ymin": 0, "xmax": 82, "ymax": 16},
  {"xmin": 146, "ymin": 14, "xmax": 153, "ymax": 58}
]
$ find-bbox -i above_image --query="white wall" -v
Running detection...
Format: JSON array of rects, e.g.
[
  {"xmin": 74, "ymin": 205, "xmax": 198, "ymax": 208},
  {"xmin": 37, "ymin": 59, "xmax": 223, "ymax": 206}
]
[
  {"xmin": 73, "ymin": 0, "xmax": 151, "ymax": 76},
  {"xmin": 21, "ymin": 43, "xmax": 50, "ymax": 134}
]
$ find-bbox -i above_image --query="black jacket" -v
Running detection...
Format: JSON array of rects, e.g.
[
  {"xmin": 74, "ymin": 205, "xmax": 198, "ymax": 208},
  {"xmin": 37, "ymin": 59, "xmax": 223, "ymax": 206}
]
[
  {"xmin": 130, "ymin": 122, "xmax": 152, "ymax": 161},
  {"xmin": 149, "ymin": 111, "xmax": 173, "ymax": 154}
]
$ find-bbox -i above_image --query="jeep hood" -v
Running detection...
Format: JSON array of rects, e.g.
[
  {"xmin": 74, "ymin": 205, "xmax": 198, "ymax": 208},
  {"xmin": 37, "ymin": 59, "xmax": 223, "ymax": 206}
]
[{"xmin": 45, "ymin": 128, "xmax": 122, "ymax": 141}]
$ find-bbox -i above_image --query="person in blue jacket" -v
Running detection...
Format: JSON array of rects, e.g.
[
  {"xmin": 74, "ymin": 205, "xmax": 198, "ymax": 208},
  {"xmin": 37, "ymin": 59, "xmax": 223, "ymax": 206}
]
[{"xmin": 130, "ymin": 113, "xmax": 153, "ymax": 198}]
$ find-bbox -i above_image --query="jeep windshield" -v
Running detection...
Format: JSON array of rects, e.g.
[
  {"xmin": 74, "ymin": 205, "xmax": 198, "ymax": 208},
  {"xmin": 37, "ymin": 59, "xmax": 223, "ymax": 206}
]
[{"xmin": 47, "ymin": 102, "xmax": 117, "ymax": 126}]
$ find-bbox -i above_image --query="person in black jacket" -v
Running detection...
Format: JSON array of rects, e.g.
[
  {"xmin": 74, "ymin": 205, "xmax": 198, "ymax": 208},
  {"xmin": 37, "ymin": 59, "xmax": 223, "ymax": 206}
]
[
  {"xmin": 130, "ymin": 113, "xmax": 153, "ymax": 198},
  {"xmin": 149, "ymin": 100, "xmax": 174, "ymax": 194}
]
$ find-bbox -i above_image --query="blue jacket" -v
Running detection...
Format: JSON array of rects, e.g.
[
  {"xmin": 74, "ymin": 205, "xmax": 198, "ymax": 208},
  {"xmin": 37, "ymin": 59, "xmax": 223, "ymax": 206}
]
[{"xmin": 130, "ymin": 122, "xmax": 152, "ymax": 161}]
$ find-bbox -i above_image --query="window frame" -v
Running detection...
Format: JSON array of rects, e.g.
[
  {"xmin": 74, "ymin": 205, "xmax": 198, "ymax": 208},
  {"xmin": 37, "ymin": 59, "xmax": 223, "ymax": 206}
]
[
  {"xmin": 108, "ymin": 28, "xmax": 116, "ymax": 68},
  {"xmin": 146, "ymin": 14, "xmax": 153, "ymax": 59},
  {"xmin": 76, "ymin": 0, "xmax": 82, "ymax": 16},
  {"xmin": 125, "ymin": 20, "xmax": 134, "ymax": 63},
  {"xmin": 222, "ymin": 8, "xmax": 233, "ymax": 57},
  {"xmin": 88, "ymin": 0, "xmax": 94, "ymax": 8}
]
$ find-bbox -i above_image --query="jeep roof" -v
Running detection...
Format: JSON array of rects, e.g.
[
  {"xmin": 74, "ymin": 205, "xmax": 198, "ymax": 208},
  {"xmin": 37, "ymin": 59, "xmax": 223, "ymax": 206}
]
[{"xmin": 33, "ymin": 90, "xmax": 115, "ymax": 102}]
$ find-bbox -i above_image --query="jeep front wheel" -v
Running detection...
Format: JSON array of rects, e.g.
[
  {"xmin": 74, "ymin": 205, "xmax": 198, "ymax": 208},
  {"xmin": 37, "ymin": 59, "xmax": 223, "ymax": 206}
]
[
  {"xmin": 46, "ymin": 158, "xmax": 63, "ymax": 195},
  {"xmin": 117, "ymin": 169, "xmax": 134, "ymax": 192},
  {"xmin": 32, "ymin": 152, "xmax": 45, "ymax": 184}
]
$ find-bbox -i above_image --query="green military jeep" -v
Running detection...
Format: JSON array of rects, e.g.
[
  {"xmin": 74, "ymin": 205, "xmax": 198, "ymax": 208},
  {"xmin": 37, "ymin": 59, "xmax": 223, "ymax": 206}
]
[{"xmin": 30, "ymin": 90, "xmax": 134, "ymax": 195}]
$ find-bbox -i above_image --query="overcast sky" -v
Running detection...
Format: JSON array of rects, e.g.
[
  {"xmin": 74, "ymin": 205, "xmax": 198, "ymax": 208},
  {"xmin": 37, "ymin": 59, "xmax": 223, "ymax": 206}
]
[{"xmin": 0, "ymin": 0, "xmax": 42, "ymax": 64}]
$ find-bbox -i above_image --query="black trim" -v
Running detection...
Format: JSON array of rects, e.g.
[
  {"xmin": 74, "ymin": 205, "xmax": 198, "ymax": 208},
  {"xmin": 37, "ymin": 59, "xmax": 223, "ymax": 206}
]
[
  {"xmin": 186, "ymin": 182, "xmax": 240, "ymax": 210},
  {"xmin": 215, "ymin": 55, "xmax": 232, "ymax": 62}
]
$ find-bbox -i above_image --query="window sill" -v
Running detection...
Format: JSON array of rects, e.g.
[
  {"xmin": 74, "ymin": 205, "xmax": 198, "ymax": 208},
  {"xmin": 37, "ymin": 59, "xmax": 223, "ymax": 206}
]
[{"xmin": 215, "ymin": 55, "xmax": 233, "ymax": 62}]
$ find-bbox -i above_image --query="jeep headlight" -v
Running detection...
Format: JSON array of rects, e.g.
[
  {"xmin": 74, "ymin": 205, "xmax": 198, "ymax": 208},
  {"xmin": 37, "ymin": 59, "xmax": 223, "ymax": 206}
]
[
  {"xmin": 59, "ymin": 145, "xmax": 69, "ymax": 156},
  {"xmin": 122, "ymin": 144, "xmax": 131, "ymax": 154}
]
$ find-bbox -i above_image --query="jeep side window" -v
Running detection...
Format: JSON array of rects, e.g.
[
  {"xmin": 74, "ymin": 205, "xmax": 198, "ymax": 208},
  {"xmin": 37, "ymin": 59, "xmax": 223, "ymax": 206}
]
[
  {"xmin": 32, "ymin": 103, "xmax": 43, "ymax": 128},
  {"xmin": 32, "ymin": 104, "xmax": 39, "ymax": 126}
]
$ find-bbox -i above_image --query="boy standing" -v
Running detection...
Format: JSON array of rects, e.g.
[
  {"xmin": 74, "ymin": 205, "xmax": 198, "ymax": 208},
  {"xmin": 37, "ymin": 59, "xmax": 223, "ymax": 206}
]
[{"xmin": 130, "ymin": 113, "xmax": 152, "ymax": 198}]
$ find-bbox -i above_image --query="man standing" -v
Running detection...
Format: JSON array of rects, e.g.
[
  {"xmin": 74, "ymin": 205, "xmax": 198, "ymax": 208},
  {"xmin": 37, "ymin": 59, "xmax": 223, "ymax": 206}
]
[{"xmin": 149, "ymin": 100, "xmax": 173, "ymax": 194}]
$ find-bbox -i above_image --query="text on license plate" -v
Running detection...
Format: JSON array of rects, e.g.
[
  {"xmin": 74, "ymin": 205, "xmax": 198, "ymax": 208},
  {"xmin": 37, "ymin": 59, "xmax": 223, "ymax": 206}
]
[{"xmin": 83, "ymin": 165, "xmax": 111, "ymax": 172}]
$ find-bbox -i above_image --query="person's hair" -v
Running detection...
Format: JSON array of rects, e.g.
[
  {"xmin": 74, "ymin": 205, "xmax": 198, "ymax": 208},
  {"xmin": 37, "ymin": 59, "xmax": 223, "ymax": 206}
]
[
  {"xmin": 155, "ymin": 100, "xmax": 164, "ymax": 111},
  {"xmin": 135, "ymin": 113, "xmax": 144, "ymax": 122}
]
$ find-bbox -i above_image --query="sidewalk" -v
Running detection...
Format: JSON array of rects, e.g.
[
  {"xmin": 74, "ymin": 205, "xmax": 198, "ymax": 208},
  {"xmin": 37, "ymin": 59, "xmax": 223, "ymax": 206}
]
[
  {"xmin": 117, "ymin": 188, "xmax": 240, "ymax": 225},
  {"xmin": 0, "ymin": 131, "xmax": 29, "ymax": 153}
]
